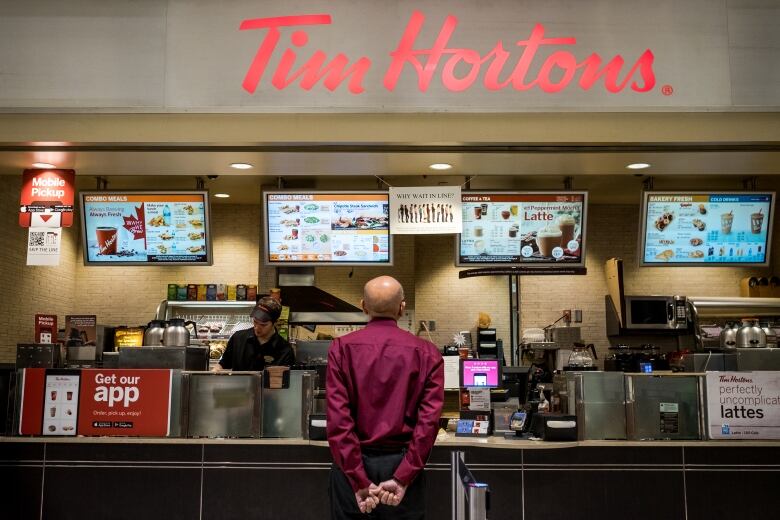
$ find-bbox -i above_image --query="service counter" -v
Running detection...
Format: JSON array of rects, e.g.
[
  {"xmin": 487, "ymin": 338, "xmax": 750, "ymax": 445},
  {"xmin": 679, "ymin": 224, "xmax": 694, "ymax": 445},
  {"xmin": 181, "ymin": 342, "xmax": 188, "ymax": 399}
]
[{"xmin": 2, "ymin": 435, "xmax": 780, "ymax": 519}]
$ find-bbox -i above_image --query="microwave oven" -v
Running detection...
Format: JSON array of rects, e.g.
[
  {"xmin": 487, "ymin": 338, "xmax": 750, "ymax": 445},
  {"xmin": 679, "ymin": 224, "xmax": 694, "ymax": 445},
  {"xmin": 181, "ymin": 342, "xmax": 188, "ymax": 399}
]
[{"xmin": 623, "ymin": 295, "xmax": 689, "ymax": 330}]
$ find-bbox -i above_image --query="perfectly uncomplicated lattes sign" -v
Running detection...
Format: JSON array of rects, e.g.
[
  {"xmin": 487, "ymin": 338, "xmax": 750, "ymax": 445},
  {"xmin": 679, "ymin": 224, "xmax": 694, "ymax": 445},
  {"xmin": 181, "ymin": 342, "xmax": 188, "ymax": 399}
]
[{"xmin": 706, "ymin": 372, "xmax": 780, "ymax": 439}]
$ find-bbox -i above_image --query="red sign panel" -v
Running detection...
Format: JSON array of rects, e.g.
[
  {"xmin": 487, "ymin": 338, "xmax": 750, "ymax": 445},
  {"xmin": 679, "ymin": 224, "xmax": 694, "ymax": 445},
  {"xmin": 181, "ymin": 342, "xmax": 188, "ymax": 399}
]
[
  {"xmin": 19, "ymin": 169, "xmax": 76, "ymax": 227},
  {"xmin": 77, "ymin": 369, "xmax": 172, "ymax": 437},
  {"xmin": 19, "ymin": 369, "xmax": 46, "ymax": 435},
  {"xmin": 34, "ymin": 314, "xmax": 57, "ymax": 344}
]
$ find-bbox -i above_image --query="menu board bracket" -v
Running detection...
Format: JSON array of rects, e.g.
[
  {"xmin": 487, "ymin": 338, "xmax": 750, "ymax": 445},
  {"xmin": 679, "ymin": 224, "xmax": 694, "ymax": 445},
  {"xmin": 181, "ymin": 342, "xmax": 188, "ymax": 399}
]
[{"xmin": 459, "ymin": 267, "xmax": 587, "ymax": 278}]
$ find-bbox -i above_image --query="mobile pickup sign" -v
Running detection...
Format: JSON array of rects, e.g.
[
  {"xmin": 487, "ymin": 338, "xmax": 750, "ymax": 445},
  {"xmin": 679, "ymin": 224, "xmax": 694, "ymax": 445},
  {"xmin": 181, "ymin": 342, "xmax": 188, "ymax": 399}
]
[
  {"xmin": 78, "ymin": 369, "xmax": 173, "ymax": 437},
  {"xmin": 19, "ymin": 169, "xmax": 75, "ymax": 227},
  {"xmin": 706, "ymin": 372, "xmax": 780, "ymax": 440}
]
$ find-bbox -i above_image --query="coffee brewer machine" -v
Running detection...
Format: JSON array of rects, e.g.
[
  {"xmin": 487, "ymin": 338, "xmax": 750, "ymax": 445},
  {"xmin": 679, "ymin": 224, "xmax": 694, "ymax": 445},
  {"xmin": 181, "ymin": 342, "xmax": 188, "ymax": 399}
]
[{"xmin": 686, "ymin": 297, "xmax": 780, "ymax": 371}]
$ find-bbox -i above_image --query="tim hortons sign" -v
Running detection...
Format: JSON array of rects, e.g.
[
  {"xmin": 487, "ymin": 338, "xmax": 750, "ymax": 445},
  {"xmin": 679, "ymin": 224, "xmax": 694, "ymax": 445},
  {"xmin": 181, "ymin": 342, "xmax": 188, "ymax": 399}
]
[{"xmin": 240, "ymin": 11, "xmax": 656, "ymax": 96}]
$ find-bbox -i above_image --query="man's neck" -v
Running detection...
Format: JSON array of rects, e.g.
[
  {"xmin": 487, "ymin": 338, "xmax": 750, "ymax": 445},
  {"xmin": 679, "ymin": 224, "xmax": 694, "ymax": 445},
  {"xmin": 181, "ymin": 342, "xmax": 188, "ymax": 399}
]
[{"xmin": 256, "ymin": 329, "xmax": 275, "ymax": 343}]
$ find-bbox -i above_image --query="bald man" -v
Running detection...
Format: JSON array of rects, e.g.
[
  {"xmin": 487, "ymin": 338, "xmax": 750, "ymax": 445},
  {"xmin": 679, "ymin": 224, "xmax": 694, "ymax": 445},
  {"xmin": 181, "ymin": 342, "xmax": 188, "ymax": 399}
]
[{"xmin": 327, "ymin": 276, "xmax": 444, "ymax": 519}]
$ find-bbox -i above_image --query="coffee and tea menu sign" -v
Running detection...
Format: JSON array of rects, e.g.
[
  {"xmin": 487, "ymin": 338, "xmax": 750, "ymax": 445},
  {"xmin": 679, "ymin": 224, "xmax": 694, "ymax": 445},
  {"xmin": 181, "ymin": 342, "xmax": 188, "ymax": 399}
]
[
  {"xmin": 80, "ymin": 191, "xmax": 211, "ymax": 265},
  {"xmin": 641, "ymin": 192, "xmax": 774, "ymax": 266},
  {"xmin": 457, "ymin": 192, "xmax": 587, "ymax": 266},
  {"xmin": 264, "ymin": 191, "xmax": 391, "ymax": 265}
]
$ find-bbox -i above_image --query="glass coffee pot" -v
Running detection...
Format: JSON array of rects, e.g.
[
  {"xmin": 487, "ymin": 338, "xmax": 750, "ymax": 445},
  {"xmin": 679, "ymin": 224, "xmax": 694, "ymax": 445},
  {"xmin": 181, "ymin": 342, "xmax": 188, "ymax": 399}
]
[{"xmin": 566, "ymin": 342, "xmax": 598, "ymax": 370}]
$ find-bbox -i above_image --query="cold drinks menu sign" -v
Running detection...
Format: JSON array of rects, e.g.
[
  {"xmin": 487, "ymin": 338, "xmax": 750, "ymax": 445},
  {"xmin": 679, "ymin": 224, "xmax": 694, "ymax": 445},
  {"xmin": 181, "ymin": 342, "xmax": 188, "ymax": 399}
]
[
  {"xmin": 265, "ymin": 192, "xmax": 390, "ymax": 265},
  {"xmin": 641, "ymin": 192, "xmax": 774, "ymax": 266},
  {"xmin": 457, "ymin": 192, "xmax": 587, "ymax": 266},
  {"xmin": 80, "ymin": 191, "xmax": 211, "ymax": 265}
]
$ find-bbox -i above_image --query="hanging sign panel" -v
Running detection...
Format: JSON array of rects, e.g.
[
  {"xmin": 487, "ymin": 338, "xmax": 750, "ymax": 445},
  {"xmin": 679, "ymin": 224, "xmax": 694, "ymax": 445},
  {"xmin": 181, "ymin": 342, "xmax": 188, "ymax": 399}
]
[
  {"xmin": 389, "ymin": 186, "xmax": 462, "ymax": 235},
  {"xmin": 19, "ymin": 169, "xmax": 75, "ymax": 227}
]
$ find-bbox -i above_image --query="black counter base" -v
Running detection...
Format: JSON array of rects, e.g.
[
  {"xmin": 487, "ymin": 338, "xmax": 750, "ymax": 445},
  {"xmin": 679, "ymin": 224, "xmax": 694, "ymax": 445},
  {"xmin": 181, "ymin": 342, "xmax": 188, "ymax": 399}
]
[{"xmin": 1, "ymin": 442, "xmax": 779, "ymax": 519}]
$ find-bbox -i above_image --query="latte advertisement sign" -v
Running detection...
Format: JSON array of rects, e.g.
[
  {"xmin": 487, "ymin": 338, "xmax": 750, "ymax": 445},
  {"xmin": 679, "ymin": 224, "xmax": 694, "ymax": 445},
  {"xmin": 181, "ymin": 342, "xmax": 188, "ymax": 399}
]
[
  {"xmin": 641, "ymin": 192, "xmax": 774, "ymax": 266},
  {"xmin": 457, "ymin": 192, "xmax": 586, "ymax": 266},
  {"xmin": 80, "ymin": 191, "xmax": 212, "ymax": 265},
  {"xmin": 706, "ymin": 372, "xmax": 780, "ymax": 440}
]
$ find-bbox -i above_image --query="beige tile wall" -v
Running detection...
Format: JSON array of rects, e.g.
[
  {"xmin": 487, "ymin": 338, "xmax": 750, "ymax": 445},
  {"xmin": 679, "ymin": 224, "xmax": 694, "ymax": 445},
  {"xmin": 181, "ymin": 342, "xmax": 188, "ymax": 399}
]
[
  {"xmin": 3, "ymin": 185, "xmax": 780, "ymax": 365},
  {"xmin": 0, "ymin": 176, "xmax": 78, "ymax": 363}
]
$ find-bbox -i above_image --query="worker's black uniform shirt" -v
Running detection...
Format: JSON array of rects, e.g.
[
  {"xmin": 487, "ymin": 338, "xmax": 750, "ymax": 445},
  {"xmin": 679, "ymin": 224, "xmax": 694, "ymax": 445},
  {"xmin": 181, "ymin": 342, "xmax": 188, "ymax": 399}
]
[{"xmin": 219, "ymin": 328, "xmax": 294, "ymax": 371}]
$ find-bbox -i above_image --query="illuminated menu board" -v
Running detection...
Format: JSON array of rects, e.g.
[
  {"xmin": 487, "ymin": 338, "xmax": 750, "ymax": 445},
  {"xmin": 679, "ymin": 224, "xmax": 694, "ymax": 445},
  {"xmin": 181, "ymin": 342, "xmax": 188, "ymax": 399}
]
[
  {"xmin": 457, "ymin": 192, "xmax": 587, "ymax": 266},
  {"xmin": 264, "ymin": 191, "xmax": 391, "ymax": 265},
  {"xmin": 80, "ymin": 191, "xmax": 211, "ymax": 265},
  {"xmin": 641, "ymin": 192, "xmax": 775, "ymax": 266}
]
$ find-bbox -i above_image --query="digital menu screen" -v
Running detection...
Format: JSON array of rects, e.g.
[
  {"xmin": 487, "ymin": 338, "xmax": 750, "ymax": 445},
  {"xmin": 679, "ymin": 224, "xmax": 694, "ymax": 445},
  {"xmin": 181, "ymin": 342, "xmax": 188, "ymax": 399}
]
[
  {"xmin": 80, "ymin": 191, "xmax": 211, "ymax": 265},
  {"xmin": 264, "ymin": 191, "xmax": 391, "ymax": 265},
  {"xmin": 457, "ymin": 192, "xmax": 587, "ymax": 266},
  {"xmin": 641, "ymin": 192, "xmax": 775, "ymax": 266}
]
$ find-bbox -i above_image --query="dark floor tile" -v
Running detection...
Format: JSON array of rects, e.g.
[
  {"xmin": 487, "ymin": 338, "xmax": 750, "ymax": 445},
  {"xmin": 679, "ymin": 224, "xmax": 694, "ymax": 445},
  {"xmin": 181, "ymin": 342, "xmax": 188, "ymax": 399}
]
[
  {"xmin": 42, "ymin": 467, "xmax": 201, "ymax": 520},
  {"xmin": 472, "ymin": 468, "xmax": 522, "ymax": 520},
  {"xmin": 0, "ymin": 442, "xmax": 44, "ymax": 462},
  {"xmin": 684, "ymin": 445, "xmax": 780, "ymax": 466},
  {"xmin": 45, "ymin": 441, "xmax": 202, "ymax": 463},
  {"xmin": 524, "ymin": 470, "xmax": 685, "ymax": 520},
  {"xmin": 0, "ymin": 466, "xmax": 42, "ymax": 520},
  {"xmin": 203, "ymin": 467, "xmax": 329, "ymax": 520},
  {"xmin": 686, "ymin": 470, "xmax": 780, "ymax": 518},
  {"xmin": 204, "ymin": 443, "xmax": 332, "ymax": 464},
  {"xmin": 524, "ymin": 445, "xmax": 683, "ymax": 466}
]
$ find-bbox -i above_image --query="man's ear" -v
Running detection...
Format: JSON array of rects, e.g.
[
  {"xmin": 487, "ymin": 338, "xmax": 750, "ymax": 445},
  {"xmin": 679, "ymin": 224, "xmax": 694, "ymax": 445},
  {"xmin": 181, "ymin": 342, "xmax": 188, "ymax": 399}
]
[
  {"xmin": 361, "ymin": 299, "xmax": 369, "ymax": 315},
  {"xmin": 398, "ymin": 300, "xmax": 406, "ymax": 318}
]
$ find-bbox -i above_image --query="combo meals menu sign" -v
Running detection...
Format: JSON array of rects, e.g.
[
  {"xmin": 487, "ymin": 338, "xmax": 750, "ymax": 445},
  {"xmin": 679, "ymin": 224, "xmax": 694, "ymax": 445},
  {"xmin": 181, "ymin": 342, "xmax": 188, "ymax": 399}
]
[{"xmin": 706, "ymin": 372, "xmax": 780, "ymax": 439}]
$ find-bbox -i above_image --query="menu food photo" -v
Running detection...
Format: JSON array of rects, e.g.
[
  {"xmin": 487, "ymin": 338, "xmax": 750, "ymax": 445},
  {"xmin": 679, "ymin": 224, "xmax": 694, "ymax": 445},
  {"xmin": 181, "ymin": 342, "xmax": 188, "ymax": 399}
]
[
  {"xmin": 458, "ymin": 192, "xmax": 587, "ymax": 266},
  {"xmin": 642, "ymin": 192, "xmax": 774, "ymax": 265},
  {"xmin": 80, "ymin": 192, "xmax": 211, "ymax": 265},
  {"xmin": 265, "ymin": 192, "xmax": 390, "ymax": 264}
]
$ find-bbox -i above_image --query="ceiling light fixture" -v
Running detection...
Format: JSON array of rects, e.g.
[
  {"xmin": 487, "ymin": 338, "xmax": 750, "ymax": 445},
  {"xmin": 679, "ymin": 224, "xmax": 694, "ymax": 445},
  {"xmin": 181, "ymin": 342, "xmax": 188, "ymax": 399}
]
[
  {"xmin": 32, "ymin": 162, "xmax": 56, "ymax": 169},
  {"xmin": 429, "ymin": 163, "xmax": 452, "ymax": 171},
  {"xmin": 213, "ymin": 193, "xmax": 231, "ymax": 198},
  {"xmin": 626, "ymin": 163, "xmax": 651, "ymax": 170},
  {"xmin": 230, "ymin": 162, "xmax": 253, "ymax": 170}
]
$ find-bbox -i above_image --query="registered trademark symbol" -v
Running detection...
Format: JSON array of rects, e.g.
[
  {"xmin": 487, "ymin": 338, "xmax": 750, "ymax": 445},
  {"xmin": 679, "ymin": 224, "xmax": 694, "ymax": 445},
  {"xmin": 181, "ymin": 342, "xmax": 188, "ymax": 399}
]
[{"xmin": 661, "ymin": 84, "xmax": 674, "ymax": 96}]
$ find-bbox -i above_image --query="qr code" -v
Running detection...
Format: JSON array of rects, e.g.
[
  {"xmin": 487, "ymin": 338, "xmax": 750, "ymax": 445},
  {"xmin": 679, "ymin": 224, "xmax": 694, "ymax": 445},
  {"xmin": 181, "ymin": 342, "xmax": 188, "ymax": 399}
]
[{"xmin": 29, "ymin": 231, "xmax": 46, "ymax": 247}]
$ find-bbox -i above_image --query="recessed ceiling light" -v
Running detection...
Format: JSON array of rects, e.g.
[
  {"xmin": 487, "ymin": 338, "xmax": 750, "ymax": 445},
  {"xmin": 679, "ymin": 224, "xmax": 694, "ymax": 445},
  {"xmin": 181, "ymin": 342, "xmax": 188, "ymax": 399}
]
[
  {"xmin": 626, "ymin": 163, "xmax": 650, "ymax": 170},
  {"xmin": 429, "ymin": 163, "xmax": 452, "ymax": 170},
  {"xmin": 213, "ymin": 193, "xmax": 230, "ymax": 198},
  {"xmin": 230, "ymin": 162, "xmax": 253, "ymax": 170},
  {"xmin": 32, "ymin": 162, "xmax": 56, "ymax": 169}
]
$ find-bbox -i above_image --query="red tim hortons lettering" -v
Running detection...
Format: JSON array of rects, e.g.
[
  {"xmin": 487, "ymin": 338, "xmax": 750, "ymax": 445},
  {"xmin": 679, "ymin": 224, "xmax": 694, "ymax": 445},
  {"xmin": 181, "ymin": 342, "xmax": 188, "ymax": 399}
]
[
  {"xmin": 384, "ymin": 11, "xmax": 656, "ymax": 94},
  {"xmin": 239, "ymin": 11, "xmax": 657, "ymax": 95},
  {"xmin": 239, "ymin": 14, "xmax": 371, "ymax": 94}
]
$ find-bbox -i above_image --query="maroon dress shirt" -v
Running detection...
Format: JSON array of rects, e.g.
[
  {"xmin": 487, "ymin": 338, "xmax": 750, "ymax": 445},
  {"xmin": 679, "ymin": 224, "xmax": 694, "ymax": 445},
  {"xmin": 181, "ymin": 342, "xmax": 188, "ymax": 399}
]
[{"xmin": 326, "ymin": 317, "xmax": 444, "ymax": 492}]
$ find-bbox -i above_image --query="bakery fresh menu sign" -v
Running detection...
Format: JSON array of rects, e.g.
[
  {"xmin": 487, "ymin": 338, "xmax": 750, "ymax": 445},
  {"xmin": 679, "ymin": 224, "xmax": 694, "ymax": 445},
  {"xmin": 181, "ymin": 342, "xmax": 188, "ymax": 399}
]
[
  {"xmin": 458, "ymin": 192, "xmax": 586, "ymax": 266},
  {"xmin": 80, "ymin": 191, "xmax": 211, "ymax": 265},
  {"xmin": 265, "ymin": 192, "xmax": 390, "ymax": 264},
  {"xmin": 641, "ymin": 192, "xmax": 774, "ymax": 265}
]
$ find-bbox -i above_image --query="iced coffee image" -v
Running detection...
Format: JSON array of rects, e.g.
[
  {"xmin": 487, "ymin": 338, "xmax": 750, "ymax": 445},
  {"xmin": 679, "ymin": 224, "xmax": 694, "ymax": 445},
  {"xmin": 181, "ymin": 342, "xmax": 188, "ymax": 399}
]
[
  {"xmin": 721, "ymin": 211, "xmax": 733, "ymax": 234},
  {"xmin": 751, "ymin": 209, "xmax": 764, "ymax": 234},
  {"xmin": 536, "ymin": 225, "xmax": 562, "ymax": 257}
]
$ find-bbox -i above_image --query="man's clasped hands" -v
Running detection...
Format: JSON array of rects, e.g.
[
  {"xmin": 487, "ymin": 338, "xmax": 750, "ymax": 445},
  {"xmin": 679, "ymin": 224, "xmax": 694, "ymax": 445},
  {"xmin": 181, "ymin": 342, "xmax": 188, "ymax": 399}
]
[{"xmin": 354, "ymin": 478, "xmax": 408, "ymax": 514}]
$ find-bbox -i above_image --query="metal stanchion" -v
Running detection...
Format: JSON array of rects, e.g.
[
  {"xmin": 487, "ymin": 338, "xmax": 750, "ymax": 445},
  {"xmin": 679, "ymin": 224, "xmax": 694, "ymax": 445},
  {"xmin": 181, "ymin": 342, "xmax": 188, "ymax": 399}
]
[{"xmin": 451, "ymin": 450, "xmax": 490, "ymax": 520}]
